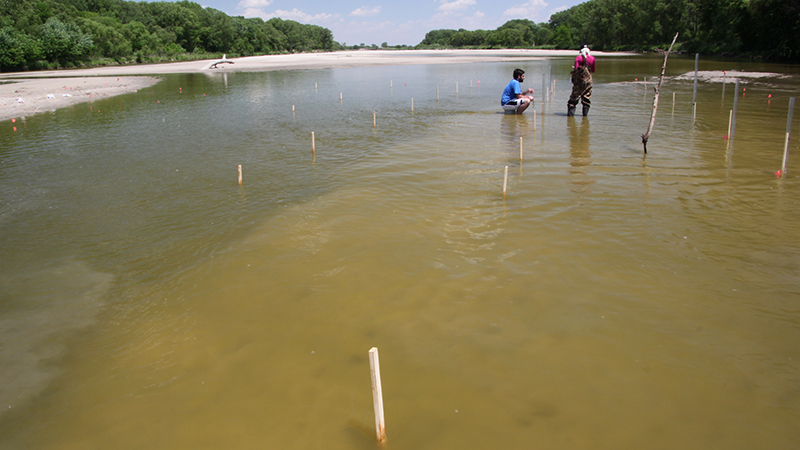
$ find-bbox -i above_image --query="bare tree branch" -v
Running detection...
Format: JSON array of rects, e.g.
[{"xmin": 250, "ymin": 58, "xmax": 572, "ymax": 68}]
[{"xmin": 642, "ymin": 32, "xmax": 679, "ymax": 154}]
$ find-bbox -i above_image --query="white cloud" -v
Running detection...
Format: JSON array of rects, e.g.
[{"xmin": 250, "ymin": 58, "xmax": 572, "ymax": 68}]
[
  {"xmin": 237, "ymin": 0, "xmax": 272, "ymax": 8},
  {"xmin": 437, "ymin": 0, "xmax": 476, "ymax": 15},
  {"xmin": 246, "ymin": 8, "xmax": 341, "ymax": 24},
  {"xmin": 502, "ymin": 0, "xmax": 548, "ymax": 19},
  {"xmin": 350, "ymin": 6, "xmax": 382, "ymax": 17}
]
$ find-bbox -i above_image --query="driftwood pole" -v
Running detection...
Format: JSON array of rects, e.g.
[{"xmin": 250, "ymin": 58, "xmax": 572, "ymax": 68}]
[{"xmin": 641, "ymin": 33, "xmax": 679, "ymax": 154}]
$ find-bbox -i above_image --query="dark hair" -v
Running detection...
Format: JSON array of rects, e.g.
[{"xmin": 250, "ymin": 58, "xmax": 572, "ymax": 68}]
[{"xmin": 513, "ymin": 69, "xmax": 525, "ymax": 80}]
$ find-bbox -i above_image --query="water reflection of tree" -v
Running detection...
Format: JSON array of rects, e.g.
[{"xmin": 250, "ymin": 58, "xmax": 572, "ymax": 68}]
[{"xmin": 568, "ymin": 117, "xmax": 595, "ymax": 191}]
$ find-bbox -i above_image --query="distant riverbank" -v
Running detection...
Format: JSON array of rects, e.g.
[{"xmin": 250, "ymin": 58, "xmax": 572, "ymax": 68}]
[{"xmin": 0, "ymin": 49, "xmax": 630, "ymax": 122}]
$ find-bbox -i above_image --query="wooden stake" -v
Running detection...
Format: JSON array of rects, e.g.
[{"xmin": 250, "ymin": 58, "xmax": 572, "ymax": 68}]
[
  {"xmin": 726, "ymin": 110, "xmax": 732, "ymax": 139},
  {"xmin": 542, "ymin": 74, "xmax": 546, "ymax": 96},
  {"xmin": 369, "ymin": 348, "xmax": 386, "ymax": 442},
  {"xmin": 722, "ymin": 72, "xmax": 726, "ymax": 98},
  {"xmin": 781, "ymin": 97, "xmax": 795, "ymax": 178},
  {"xmin": 641, "ymin": 32, "xmax": 679, "ymax": 154},
  {"xmin": 731, "ymin": 79, "xmax": 740, "ymax": 140},
  {"xmin": 533, "ymin": 109, "xmax": 537, "ymax": 132},
  {"xmin": 519, "ymin": 137, "xmax": 524, "ymax": 161},
  {"xmin": 390, "ymin": 80, "xmax": 393, "ymax": 89},
  {"xmin": 693, "ymin": 102, "xmax": 697, "ymax": 122},
  {"xmin": 373, "ymin": 111, "xmax": 376, "ymax": 128},
  {"xmin": 292, "ymin": 105, "xmax": 295, "ymax": 113},
  {"xmin": 411, "ymin": 98, "xmax": 414, "ymax": 112},
  {"xmin": 503, "ymin": 165, "xmax": 509, "ymax": 196},
  {"xmin": 315, "ymin": 82, "xmax": 318, "ymax": 91},
  {"xmin": 672, "ymin": 92, "xmax": 676, "ymax": 113},
  {"xmin": 311, "ymin": 132, "xmax": 315, "ymax": 155},
  {"xmin": 456, "ymin": 82, "xmax": 458, "ymax": 95},
  {"xmin": 238, "ymin": 164, "xmax": 242, "ymax": 185},
  {"xmin": 692, "ymin": 53, "xmax": 699, "ymax": 106},
  {"xmin": 436, "ymin": 86, "xmax": 439, "ymax": 101},
  {"xmin": 340, "ymin": 92, "xmax": 343, "ymax": 103}
]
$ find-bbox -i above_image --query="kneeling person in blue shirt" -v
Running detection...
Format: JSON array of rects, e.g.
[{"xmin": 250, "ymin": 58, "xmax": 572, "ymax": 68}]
[{"xmin": 501, "ymin": 69, "xmax": 534, "ymax": 114}]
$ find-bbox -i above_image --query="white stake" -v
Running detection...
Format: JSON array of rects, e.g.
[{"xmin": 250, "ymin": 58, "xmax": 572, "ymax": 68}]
[
  {"xmin": 373, "ymin": 111, "xmax": 376, "ymax": 128},
  {"xmin": 411, "ymin": 98, "xmax": 414, "ymax": 112},
  {"xmin": 520, "ymin": 137, "xmax": 523, "ymax": 161},
  {"xmin": 369, "ymin": 348, "xmax": 386, "ymax": 442},
  {"xmin": 238, "ymin": 164, "xmax": 242, "ymax": 185},
  {"xmin": 781, "ymin": 97, "xmax": 795, "ymax": 178},
  {"xmin": 503, "ymin": 165, "xmax": 509, "ymax": 196},
  {"xmin": 311, "ymin": 132, "xmax": 315, "ymax": 155},
  {"xmin": 727, "ymin": 110, "xmax": 732, "ymax": 139}
]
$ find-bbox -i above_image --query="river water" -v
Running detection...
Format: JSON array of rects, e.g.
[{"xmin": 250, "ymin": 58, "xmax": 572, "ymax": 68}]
[{"xmin": 1, "ymin": 54, "xmax": 799, "ymax": 449}]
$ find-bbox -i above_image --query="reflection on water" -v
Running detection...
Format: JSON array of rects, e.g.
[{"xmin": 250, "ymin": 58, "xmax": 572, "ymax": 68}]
[{"xmin": 0, "ymin": 56, "xmax": 799, "ymax": 450}]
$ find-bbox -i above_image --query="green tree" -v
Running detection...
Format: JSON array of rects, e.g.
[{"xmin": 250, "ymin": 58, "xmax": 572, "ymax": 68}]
[
  {"xmin": 551, "ymin": 24, "xmax": 574, "ymax": 49},
  {"xmin": 40, "ymin": 17, "xmax": 92, "ymax": 62}
]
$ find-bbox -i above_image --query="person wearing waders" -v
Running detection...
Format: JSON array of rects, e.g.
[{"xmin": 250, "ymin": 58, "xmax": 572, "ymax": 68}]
[{"xmin": 567, "ymin": 45, "xmax": 596, "ymax": 116}]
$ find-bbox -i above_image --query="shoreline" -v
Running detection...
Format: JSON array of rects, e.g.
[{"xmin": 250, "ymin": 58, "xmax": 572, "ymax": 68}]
[{"xmin": 0, "ymin": 49, "xmax": 626, "ymax": 122}]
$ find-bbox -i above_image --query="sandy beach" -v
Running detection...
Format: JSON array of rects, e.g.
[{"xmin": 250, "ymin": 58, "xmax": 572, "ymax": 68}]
[{"xmin": 0, "ymin": 49, "xmax": 595, "ymax": 122}]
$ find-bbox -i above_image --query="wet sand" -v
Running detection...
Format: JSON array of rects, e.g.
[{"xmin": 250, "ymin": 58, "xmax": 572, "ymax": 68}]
[{"xmin": 0, "ymin": 49, "xmax": 596, "ymax": 122}]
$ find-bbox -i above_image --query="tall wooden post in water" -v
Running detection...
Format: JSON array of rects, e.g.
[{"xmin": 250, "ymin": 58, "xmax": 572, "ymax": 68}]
[{"xmin": 369, "ymin": 348, "xmax": 386, "ymax": 442}]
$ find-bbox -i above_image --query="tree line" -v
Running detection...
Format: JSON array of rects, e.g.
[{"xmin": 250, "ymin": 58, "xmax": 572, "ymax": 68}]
[
  {"xmin": 419, "ymin": 0, "xmax": 798, "ymax": 61},
  {"xmin": 0, "ymin": 0, "xmax": 336, "ymax": 71},
  {"xmin": 1, "ymin": 0, "xmax": 797, "ymax": 72}
]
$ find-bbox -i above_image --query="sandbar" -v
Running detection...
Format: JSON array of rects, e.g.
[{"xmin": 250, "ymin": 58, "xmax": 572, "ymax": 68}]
[{"xmin": 0, "ymin": 49, "xmax": 615, "ymax": 122}]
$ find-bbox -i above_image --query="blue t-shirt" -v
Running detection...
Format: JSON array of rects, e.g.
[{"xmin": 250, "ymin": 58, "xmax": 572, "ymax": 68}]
[{"xmin": 501, "ymin": 79, "xmax": 522, "ymax": 105}]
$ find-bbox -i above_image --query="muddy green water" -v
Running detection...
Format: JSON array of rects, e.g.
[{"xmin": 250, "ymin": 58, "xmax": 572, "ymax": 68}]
[{"xmin": 1, "ymin": 54, "xmax": 799, "ymax": 449}]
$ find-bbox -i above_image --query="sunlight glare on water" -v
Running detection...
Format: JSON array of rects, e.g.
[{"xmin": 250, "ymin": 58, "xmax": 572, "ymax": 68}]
[{"xmin": 1, "ymin": 55, "xmax": 799, "ymax": 449}]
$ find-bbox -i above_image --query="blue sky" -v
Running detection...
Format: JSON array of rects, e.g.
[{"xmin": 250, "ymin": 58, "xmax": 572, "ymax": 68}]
[{"xmin": 189, "ymin": 0, "xmax": 587, "ymax": 46}]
